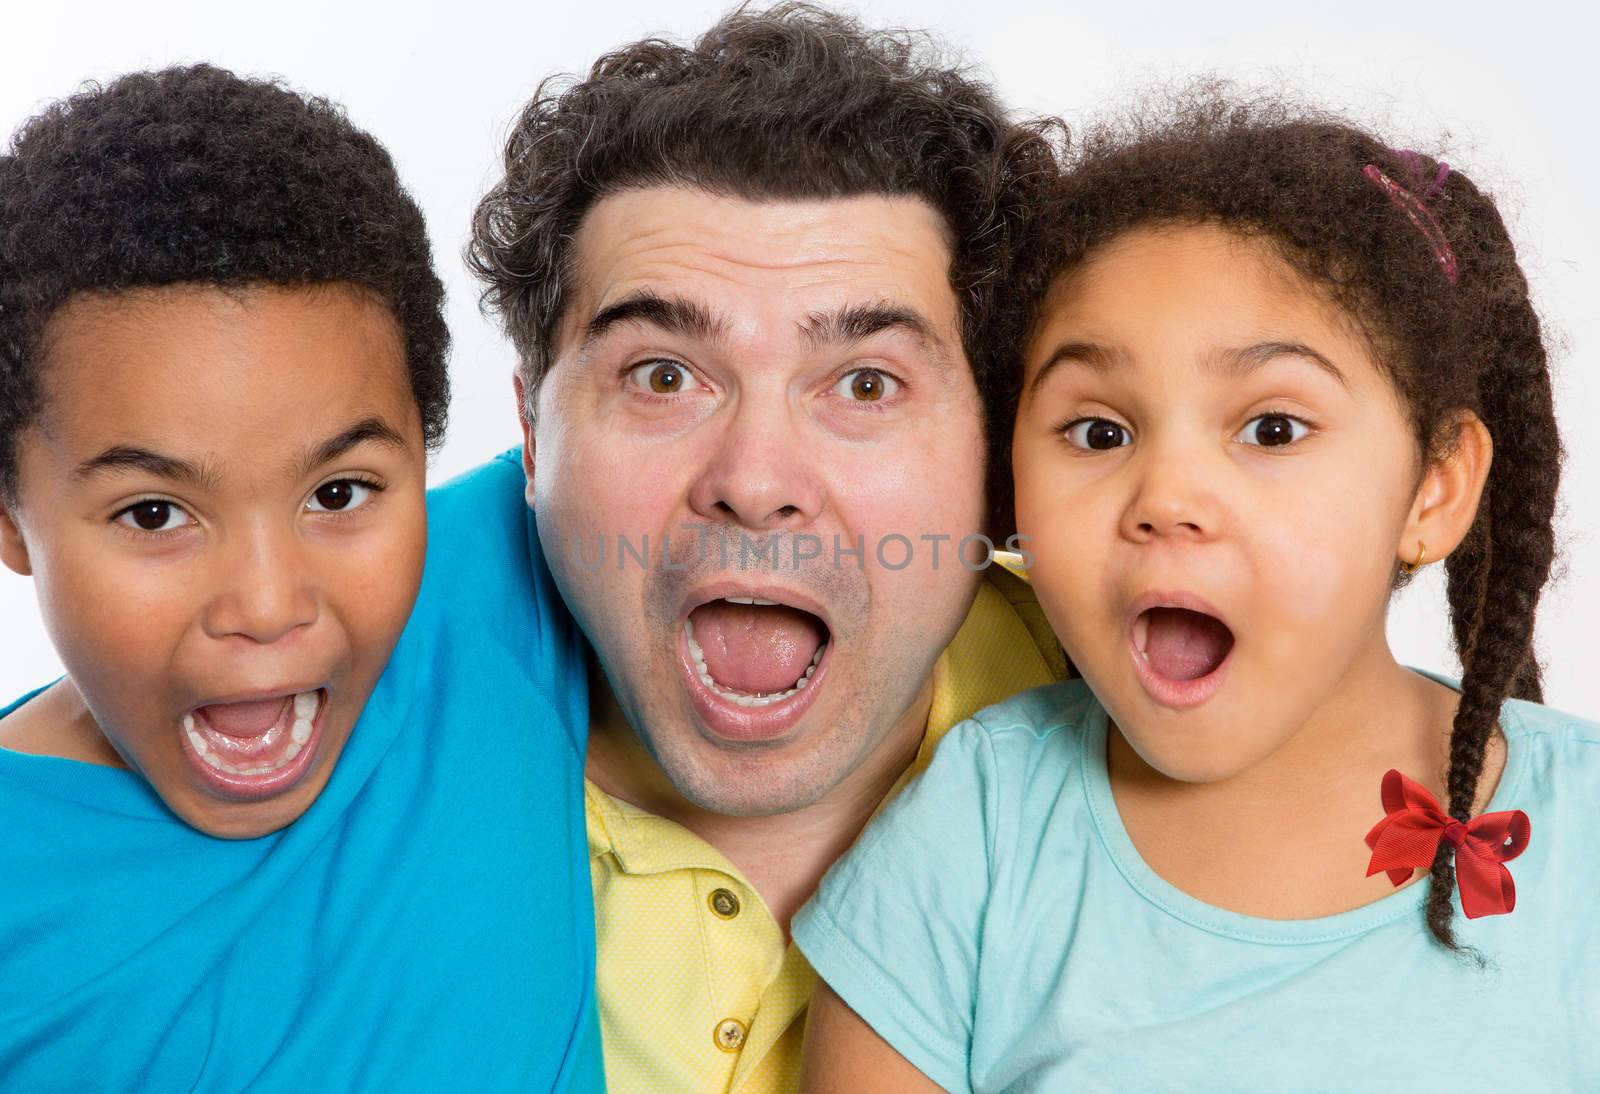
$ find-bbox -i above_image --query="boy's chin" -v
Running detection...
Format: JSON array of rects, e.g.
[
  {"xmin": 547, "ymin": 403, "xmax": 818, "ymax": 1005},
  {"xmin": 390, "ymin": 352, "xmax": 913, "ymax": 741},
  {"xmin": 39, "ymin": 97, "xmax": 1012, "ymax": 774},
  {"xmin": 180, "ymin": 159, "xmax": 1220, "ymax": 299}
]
[{"xmin": 164, "ymin": 764, "xmax": 332, "ymax": 840}]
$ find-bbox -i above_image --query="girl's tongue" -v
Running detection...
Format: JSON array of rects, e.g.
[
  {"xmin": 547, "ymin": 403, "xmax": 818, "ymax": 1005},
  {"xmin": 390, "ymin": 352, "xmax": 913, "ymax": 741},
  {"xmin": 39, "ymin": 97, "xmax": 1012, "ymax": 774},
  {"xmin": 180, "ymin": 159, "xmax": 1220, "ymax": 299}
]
[
  {"xmin": 689, "ymin": 601, "xmax": 827, "ymax": 694},
  {"xmin": 198, "ymin": 697, "xmax": 290, "ymax": 738},
  {"xmin": 1139, "ymin": 608, "xmax": 1235, "ymax": 681}
]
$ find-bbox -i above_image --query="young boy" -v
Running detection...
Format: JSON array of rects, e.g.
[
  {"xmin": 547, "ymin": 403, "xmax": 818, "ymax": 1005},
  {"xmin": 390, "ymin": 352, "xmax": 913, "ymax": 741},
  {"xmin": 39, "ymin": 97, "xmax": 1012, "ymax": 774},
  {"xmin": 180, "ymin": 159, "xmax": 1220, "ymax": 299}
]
[{"xmin": 0, "ymin": 66, "xmax": 600, "ymax": 1089}]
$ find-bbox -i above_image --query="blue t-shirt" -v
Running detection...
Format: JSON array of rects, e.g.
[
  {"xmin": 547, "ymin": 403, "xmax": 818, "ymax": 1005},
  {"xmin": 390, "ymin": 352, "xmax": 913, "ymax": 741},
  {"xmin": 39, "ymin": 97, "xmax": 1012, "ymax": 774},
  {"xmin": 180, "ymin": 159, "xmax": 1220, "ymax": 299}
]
[
  {"xmin": 794, "ymin": 678, "xmax": 1600, "ymax": 1092},
  {"xmin": 0, "ymin": 451, "xmax": 603, "ymax": 1091}
]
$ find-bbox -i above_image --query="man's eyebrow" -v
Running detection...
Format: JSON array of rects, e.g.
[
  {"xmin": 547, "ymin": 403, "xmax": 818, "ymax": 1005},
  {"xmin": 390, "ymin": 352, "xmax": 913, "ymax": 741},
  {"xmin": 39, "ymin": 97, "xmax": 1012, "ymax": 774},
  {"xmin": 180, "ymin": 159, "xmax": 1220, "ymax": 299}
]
[
  {"xmin": 73, "ymin": 446, "xmax": 221, "ymax": 490},
  {"xmin": 583, "ymin": 291, "xmax": 730, "ymax": 347},
  {"xmin": 1212, "ymin": 341, "xmax": 1351, "ymax": 389},
  {"xmin": 296, "ymin": 416, "xmax": 410, "ymax": 478},
  {"xmin": 800, "ymin": 303, "xmax": 954, "ymax": 374},
  {"xmin": 1028, "ymin": 340, "xmax": 1125, "ymax": 395}
]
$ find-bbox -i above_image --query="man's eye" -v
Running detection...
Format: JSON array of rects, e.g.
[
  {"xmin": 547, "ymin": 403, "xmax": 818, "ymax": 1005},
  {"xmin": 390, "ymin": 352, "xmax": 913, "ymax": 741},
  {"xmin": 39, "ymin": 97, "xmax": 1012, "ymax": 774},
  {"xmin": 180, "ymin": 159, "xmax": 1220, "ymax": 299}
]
[
  {"xmin": 627, "ymin": 360, "xmax": 703, "ymax": 395},
  {"xmin": 832, "ymin": 368, "xmax": 900, "ymax": 402},
  {"xmin": 306, "ymin": 480, "xmax": 377, "ymax": 513},
  {"xmin": 1236, "ymin": 414, "xmax": 1310, "ymax": 447},
  {"xmin": 115, "ymin": 500, "xmax": 193, "ymax": 533},
  {"xmin": 1062, "ymin": 418, "xmax": 1131, "ymax": 450}
]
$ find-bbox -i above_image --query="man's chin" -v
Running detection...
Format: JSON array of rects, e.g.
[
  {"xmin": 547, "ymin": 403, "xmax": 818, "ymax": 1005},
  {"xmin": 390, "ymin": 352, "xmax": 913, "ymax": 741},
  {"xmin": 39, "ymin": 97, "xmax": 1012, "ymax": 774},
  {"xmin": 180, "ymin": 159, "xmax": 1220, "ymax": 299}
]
[{"xmin": 654, "ymin": 729, "xmax": 857, "ymax": 818}]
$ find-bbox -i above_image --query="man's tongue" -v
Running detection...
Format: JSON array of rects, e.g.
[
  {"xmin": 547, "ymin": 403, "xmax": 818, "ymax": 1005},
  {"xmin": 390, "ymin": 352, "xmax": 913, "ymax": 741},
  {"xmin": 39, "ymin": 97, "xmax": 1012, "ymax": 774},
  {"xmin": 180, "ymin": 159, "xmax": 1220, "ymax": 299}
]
[
  {"xmin": 691, "ymin": 601, "xmax": 826, "ymax": 694},
  {"xmin": 1142, "ymin": 608, "xmax": 1234, "ymax": 682},
  {"xmin": 198, "ymin": 697, "xmax": 290, "ymax": 738}
]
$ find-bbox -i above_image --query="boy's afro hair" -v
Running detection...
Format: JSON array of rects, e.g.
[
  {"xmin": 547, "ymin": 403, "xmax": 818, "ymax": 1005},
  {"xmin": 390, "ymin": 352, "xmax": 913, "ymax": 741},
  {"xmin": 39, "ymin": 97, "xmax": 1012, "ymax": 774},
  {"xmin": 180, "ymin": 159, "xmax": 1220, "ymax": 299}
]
[{"xmin": 0, "ymin": 63, "xmax": 449, "ymax": 501}]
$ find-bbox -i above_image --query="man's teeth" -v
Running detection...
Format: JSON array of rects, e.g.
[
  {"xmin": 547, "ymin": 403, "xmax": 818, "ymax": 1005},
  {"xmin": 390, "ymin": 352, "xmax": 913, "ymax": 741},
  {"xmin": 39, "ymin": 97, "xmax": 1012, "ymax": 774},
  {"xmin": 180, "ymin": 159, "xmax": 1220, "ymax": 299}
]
[
  {"xmin": 721, "ymin": 596, "xmax": 779, "ymax": 606},
  {"xmin": 683, "ymin": 620, "xmax": 824, "ymax": 707},
  {"xmin": 183, "ymin": 690, "xmax": 319, "ymax": 776}
]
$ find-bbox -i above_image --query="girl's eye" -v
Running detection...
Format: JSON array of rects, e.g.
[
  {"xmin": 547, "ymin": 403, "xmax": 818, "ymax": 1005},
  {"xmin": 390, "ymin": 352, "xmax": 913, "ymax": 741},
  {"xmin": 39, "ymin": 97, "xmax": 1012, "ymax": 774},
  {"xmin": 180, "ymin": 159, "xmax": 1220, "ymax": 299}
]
[
  {"xmin": 307, "ymin": 480, "xmax": 376, "ymax": 513},
  {"xmin": 1062, "ymin": 418, "xmax": 1132, "ymax": 450},
  {"xmin": 627, "ymin": 360, "xmax": 704, "ymax": 395},
  {"xmin": 832, "ymin": 368, "xmax": 900, "ymax": 403},
  {"xmin": 115, "ymin": 500, "xmax": 193, "ymax": 533},
  {"xmin": 1236, "ymin": 414, "xmax": 1310, "ymax": 447}
]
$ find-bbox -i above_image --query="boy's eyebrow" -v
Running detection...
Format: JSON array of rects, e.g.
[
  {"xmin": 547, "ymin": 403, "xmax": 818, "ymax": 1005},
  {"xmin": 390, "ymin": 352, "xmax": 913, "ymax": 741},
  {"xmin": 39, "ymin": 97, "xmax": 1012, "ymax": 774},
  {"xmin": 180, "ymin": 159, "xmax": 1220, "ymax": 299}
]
[
  {"xmin": 296, "ymin": 417, "xmax": 410, "ymax": 477},
  {"xmin": 74, "ymin": 446, "xmax": 221, "ymax": 490},
  {"xmin": 583, "ymin": 291, "xmax": 730, "ymax": 347}
]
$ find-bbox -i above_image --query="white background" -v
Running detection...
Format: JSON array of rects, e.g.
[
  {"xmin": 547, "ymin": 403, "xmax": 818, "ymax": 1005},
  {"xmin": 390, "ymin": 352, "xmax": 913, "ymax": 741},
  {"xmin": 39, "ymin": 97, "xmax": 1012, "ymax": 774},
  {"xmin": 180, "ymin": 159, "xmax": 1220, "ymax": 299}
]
[{"xmin": 2, "ymin": 1, "xmax": 1594, "ymax": 710}]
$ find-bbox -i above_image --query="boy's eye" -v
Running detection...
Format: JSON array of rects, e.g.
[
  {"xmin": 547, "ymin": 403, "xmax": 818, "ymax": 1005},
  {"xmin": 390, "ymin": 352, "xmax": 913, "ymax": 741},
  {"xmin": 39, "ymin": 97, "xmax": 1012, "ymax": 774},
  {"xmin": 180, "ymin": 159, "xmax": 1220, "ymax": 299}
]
[
  {"xmin": 1062, "ymin": 418, "xmax": 1132, "ymax": 450},
  {"xmin": 116, "ymin": 500, "xmax": 193, "ymax": 533},
  {"xmin": 832, "ymin": 368, "xmax": 900, "ymax": 403},
  {"xmin": 627, "ymin": 360, "xmax": 704, "ymax": 395},
  {"xmin": 307, "ymin": 480, "xmax": 375, "ymax": 513},
  {"xmin": 1237, "ymin": 414, "xmax": 1310, "ymax": 447}
]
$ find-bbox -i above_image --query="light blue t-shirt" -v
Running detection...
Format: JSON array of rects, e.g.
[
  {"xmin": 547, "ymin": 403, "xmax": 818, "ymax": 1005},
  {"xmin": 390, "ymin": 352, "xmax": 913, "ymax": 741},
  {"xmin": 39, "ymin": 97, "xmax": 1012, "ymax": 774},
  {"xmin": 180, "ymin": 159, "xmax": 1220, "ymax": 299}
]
[
  {"xmin": 794, "ymin": 678, "xmax": 1600, "ymax": 1093},
  {"xmin": 0, "ymin": 451, "xmax": 603, "ymax": 1091}
]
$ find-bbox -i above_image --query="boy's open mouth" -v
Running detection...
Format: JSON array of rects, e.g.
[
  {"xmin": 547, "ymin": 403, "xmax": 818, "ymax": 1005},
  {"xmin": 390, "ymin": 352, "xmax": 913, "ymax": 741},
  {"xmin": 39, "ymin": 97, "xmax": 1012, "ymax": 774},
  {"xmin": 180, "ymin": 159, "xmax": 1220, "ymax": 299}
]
[
  {"xmin": 180, "ymin": 688, "xmax": 326, "ymax": 800},
  {"xmin": 1129, "ymin": 603, "xmax": 1235, "ymax": 709},
  {"xmin": 678, "ymin": 592, "xmax": 832, "ymax": 742}
]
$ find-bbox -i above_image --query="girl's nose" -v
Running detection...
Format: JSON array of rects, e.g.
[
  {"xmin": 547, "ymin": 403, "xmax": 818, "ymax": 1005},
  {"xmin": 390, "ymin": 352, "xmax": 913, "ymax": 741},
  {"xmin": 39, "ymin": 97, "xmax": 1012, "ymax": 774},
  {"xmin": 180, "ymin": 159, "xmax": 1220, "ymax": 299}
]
[{"xmin": 1119, "ymin": 445, "xmax": 1225, "ymax": 544}]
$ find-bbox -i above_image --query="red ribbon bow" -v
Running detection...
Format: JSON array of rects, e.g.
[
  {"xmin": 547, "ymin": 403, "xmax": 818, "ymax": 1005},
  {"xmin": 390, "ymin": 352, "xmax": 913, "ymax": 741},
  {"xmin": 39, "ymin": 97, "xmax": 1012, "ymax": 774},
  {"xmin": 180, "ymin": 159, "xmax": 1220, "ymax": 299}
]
[{"xmin": 1364, "ymin": 769, "xmax": 1530, "ymax": 919}]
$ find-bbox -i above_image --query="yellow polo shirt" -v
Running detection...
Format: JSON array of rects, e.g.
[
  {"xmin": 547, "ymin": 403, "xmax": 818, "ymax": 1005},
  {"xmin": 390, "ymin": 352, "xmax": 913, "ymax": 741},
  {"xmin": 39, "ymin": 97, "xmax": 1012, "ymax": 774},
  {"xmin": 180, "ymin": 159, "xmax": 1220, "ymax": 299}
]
[{"xmin": 586, "ymin": 561, "xmax": 1067, "ymax": 1093}]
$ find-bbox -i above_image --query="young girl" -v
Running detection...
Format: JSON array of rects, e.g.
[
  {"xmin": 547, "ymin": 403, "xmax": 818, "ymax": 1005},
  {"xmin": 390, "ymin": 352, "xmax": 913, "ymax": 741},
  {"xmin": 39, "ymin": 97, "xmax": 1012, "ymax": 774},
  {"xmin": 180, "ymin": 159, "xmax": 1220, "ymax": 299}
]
[
  {"xmin": 0, "ymin": 67, "xmax": 600, "ymax": 1088},
  {"xmin": 793, "ymin": 96, "xmax": 1598, "ymax": 1090}
]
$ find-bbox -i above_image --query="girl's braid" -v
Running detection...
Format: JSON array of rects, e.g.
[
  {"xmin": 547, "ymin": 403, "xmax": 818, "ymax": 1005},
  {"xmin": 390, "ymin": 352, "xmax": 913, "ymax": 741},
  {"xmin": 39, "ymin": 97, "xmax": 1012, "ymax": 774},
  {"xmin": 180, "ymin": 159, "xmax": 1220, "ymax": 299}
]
[{"xmin": 1425, "ymin": 173, "xmax": 1559, "ymax": 949}]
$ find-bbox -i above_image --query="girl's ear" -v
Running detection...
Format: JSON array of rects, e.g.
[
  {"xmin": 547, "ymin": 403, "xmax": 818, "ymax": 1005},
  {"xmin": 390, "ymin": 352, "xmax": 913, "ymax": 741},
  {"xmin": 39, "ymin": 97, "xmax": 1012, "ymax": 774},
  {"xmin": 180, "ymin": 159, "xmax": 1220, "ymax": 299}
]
[
  {"xmin": 1399, "ymin": 411, "xmax": 1494, "ymax": 569},
  {"xmin": 0, "ymin": 500, "xmax": 32, "ymax": 576}
]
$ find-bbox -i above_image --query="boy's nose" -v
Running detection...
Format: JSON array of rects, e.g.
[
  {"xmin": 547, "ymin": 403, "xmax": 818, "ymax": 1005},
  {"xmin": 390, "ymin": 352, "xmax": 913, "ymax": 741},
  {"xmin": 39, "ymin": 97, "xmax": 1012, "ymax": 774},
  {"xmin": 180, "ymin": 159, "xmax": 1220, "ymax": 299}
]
[{"xmin": 202, "ymin": 531, "xmax": 319, "ymax": 644}]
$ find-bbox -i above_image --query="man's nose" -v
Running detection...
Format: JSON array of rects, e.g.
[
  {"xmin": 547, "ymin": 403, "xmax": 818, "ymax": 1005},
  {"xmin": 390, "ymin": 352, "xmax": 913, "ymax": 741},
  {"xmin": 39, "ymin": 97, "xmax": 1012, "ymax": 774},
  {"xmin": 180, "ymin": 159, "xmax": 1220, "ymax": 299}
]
[
  {"xmin": 1119, "ymin": 439, "xmax": 1225, "ymax": 544},
  {"xmin": 687, "ymin": 396, "xmax": 825, "ymax": 531},
  {"xmin": 201, "ymin": 525, "xmax": 320, "ymax": 644}
]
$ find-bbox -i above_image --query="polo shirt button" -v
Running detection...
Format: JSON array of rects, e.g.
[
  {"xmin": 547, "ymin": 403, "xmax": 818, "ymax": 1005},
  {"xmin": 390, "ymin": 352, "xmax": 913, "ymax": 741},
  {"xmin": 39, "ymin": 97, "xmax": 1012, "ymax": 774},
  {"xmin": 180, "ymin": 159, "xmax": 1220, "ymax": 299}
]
[
  {"xmin": 714, "ymin": 1017, "xmax": 747, "ymax": 1052},
  {"xmin": 709, "ymin": 888, "xmax": 741, "ymax": 919}
]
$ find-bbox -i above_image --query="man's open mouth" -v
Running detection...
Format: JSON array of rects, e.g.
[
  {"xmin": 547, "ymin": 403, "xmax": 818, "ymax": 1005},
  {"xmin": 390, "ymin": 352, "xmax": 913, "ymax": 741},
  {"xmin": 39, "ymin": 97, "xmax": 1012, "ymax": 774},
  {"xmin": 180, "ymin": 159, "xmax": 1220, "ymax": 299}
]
[
  {"xmin": 678, "ymin": 591, "xmax": 832, "ymax": 741},
  {"xmin": 1129, "ymin": 600, "xmax": 1235, "ymax": 708}
]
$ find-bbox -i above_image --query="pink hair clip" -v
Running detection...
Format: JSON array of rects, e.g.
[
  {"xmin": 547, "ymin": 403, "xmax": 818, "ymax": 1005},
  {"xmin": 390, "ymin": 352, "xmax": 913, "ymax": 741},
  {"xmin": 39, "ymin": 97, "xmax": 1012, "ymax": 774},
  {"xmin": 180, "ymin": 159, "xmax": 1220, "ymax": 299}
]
[{"xmin": 1362, "ymin": 154, "xmax": 1459, "ymax": 286}]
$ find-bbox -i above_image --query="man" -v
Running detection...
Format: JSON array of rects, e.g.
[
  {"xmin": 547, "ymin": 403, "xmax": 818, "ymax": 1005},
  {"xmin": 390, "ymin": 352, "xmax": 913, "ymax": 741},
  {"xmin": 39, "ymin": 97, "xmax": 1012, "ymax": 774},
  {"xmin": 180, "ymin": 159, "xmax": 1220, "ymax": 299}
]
[{"xmin": 466, "ymin": 6, "xmax": 1065, "ymax": 1090}]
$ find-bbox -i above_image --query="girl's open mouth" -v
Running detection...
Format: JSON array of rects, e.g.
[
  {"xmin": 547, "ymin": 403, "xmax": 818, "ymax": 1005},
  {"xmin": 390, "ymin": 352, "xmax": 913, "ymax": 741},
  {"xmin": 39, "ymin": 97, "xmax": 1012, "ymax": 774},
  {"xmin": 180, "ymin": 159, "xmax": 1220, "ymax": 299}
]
[
  {"xmin": 1129, "ymin": 605, "xmax": 1235, "ymax": 709},
  {"xmin": 179, "ymin": 688, "xmax": 326, "ymax": 801}
]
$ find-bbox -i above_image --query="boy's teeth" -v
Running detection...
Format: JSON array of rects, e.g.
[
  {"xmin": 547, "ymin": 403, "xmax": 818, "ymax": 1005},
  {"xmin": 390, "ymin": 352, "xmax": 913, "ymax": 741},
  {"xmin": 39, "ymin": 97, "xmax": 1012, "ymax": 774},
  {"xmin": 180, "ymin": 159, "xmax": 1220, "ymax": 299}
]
[
  {"xmin": 186, "ymin": 689, "xmax": 319, "ymax": 777},
  {"xmin": 684, "ymin": 618, "xmax": 824, "ymax": 705}
]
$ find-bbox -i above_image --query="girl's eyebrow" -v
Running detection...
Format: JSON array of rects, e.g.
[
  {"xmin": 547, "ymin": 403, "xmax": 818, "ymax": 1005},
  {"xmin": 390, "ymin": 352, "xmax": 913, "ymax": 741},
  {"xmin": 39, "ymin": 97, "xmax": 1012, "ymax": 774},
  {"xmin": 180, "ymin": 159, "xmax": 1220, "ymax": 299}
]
[
  {"xmin": 1028, "ymin": 339, "xmax": 1125, "ymax": 395},
  {"xmin": 1029, "ymin": 339, "xmax": 1350, "ymax": 393},
  {"xmin": 1213, "ymin": 341, "xmax": 1350, "ymax": 389},
  {"xmin": 73, "ymin": 446, "xmax": 219, "ymax": 490}
]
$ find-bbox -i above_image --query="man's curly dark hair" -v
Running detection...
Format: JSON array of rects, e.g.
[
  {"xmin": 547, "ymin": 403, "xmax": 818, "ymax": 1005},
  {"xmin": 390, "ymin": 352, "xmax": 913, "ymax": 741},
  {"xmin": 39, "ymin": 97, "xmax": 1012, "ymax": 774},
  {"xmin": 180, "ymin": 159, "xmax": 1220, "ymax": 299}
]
[
  {"xmin": 467, "ymin": 2, "xmax": 1063, "ymax": 532},
  {"xmin": 1027, "ymin": 89, "xmax": 1559, "ymax": 956},
  {"xmin": 0, "ymin": 63, "xmax": 450, "ymax": 503}
]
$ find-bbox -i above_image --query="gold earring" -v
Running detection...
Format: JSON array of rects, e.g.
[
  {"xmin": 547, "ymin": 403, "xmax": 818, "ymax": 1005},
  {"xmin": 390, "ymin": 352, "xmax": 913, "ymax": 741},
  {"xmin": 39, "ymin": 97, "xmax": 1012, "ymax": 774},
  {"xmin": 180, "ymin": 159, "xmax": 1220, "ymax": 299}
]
[{"xmin": 1401, "ymin": 540, "xmax": 1428, "ymax": 576}]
